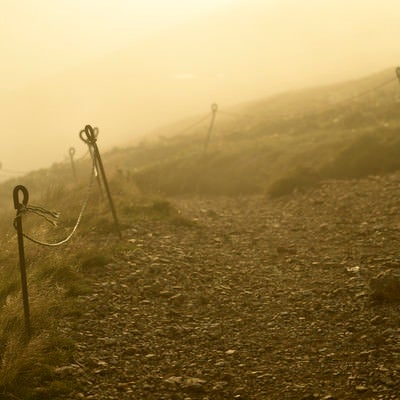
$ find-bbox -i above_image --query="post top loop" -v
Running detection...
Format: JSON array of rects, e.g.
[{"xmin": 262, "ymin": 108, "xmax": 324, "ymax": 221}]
[
  {"xmin": 69, "ymin": 147, "xmax": 76, "ymax": 156},
  {"xmin": 13, "ymin": 185, "xmax": 29, "ymax": 210},
  {"xmin": 79, "ymin": 124, "xmax": 98, "ymax": 144},
  {"xmin": 79, "ymin": 129, "xmax": 88, "ymax": 144},
  {"xmin": 211, "ymin": 103, "xmax": 218, "ymax": 112}
]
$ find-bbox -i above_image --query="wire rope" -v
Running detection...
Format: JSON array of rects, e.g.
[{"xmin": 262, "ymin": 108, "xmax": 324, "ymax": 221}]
[{"xmin": 14, "ymin": 157, "xmax": 96, "ymax": 247}]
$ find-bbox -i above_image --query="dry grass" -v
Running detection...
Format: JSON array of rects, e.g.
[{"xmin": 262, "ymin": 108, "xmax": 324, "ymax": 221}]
[
  {"xmin": 0, "ymin": 158, "xmax": 186, "ymax": 398},
  {"xmin": 0, "ymin": 252, "xmax": 78, "ymax": 398},
  {"xmin": 0, "ymin": 160, "xmax": 117, "ymax": 398}
]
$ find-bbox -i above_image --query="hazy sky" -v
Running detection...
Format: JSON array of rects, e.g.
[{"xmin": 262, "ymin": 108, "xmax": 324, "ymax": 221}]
[
  {"xmin": 0, "ymin": 0, "xmax": 237, "ymax": 90},
  {"xmin": 1, "ymin": 0, "xmax": 399, "ymax": 173}
]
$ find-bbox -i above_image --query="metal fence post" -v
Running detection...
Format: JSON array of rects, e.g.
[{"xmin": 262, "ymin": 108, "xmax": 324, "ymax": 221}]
[
  {"xmin": 203, "ymin": 103, "xmax": 218, "ymax": 156},
  {"xmin": 69, "ymin": 147, "xmax": 77, "ymax": 179},
  {"xmin": 80, "ymin": 125, "xmax": 121, "ymax": 238},
  {"xmin": 13, "ymin": 185, "xmax": 31, "ymax": 339},
  {"xmin": 80, "ymin": 127, "xmax": 104, "ymax": 198}
]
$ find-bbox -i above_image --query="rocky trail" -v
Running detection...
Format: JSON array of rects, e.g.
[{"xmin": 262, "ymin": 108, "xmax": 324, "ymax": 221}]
[{"xmin": 59, "ymin": 174, "xmax": 400, "ymax": 400}]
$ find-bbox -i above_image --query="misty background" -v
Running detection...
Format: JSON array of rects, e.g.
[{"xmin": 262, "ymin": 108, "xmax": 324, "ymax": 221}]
[{"xmin": 1, "ymin": 0, "xmax": 399, "ymax": 172}]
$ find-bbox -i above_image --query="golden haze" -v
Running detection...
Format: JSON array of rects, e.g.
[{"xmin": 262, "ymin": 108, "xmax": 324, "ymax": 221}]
[{"xmin": 0, "ymin": 0, "xmax": 399, "ymax": 172}]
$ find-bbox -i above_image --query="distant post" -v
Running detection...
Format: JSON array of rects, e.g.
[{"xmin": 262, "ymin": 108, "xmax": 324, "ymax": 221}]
[
  {"xmin": 69, "ymin": 147, "xmax": 77, "ymax": 179},
  {"xmin": 203, "ymin": 103, "xmax": 218, "ymax": 156}
]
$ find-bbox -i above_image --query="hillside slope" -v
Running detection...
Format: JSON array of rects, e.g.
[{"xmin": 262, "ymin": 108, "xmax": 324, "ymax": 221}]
[
  {"xmin": 1, "ymin": 67, "xmax": 399, "ymax": 200},
  {"xmin": 98, "ymin": 67, "xmax": 400, "ymax": 196}
]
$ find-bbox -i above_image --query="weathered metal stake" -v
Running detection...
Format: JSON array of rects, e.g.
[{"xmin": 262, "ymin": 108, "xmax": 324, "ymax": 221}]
[
  {"xmin": 80, "ymin": 125, "xmax": 121, "ymax": 238},
  {"xmin": 13, "ymin": 185, "xmax": 31, "ymax": 339},
  {"xmin": 203, "ymin": 103, "xmax": 218, "ymax": 156}
]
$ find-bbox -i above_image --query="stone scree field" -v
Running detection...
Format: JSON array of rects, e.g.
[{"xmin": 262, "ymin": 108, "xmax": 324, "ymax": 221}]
[{"xmin": 57, "ymin": 173, "xmax": 400, "ymax": 400}]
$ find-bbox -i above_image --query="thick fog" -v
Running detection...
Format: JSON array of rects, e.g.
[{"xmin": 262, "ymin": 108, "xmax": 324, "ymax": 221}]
[{"xmin": 1, "ymin": 0, "xmax": 399, "ymax": 173}]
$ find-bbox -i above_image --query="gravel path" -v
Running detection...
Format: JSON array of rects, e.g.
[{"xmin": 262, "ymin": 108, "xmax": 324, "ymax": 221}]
[{"xmin": 60, "ymin": 175, "xmax": 400, "ymax": 399}]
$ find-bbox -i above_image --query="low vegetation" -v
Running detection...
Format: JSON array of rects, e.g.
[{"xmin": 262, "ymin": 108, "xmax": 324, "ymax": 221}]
[
  {"xmin": 0, "ymin": 159, "xmax": 191, "ymax": 398},
  {"xmin": 102, "ymin": 68, "xmax": 400, "ymax": 197}
]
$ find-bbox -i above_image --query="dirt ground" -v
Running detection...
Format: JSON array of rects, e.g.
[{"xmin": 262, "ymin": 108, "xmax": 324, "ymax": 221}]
[{"xmin": 59, "ymin": 174, "xmax": 400, "ymax": 399}]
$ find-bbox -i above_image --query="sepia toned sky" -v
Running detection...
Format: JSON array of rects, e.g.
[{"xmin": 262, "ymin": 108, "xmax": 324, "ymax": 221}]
[
  {"xmin": 0, "ymin": 0, "xmax": 237, "ymax": 90},
  {"xmin": 1, "ymin": 0, "xmax": 399, "ymax": 172}
]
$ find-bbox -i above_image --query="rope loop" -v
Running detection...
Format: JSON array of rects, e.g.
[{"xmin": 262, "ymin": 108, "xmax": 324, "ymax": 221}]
[
  {"xmin": 15, "ymin": 204, "xmax": 60, "ymax": 226},
  {"xmin": 13, "ymin": 157, "xmax": 96, "ymax": 247},
  {"xmin": 79, "ymin": 125, "xmax": 99, "ymax": 145}
]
